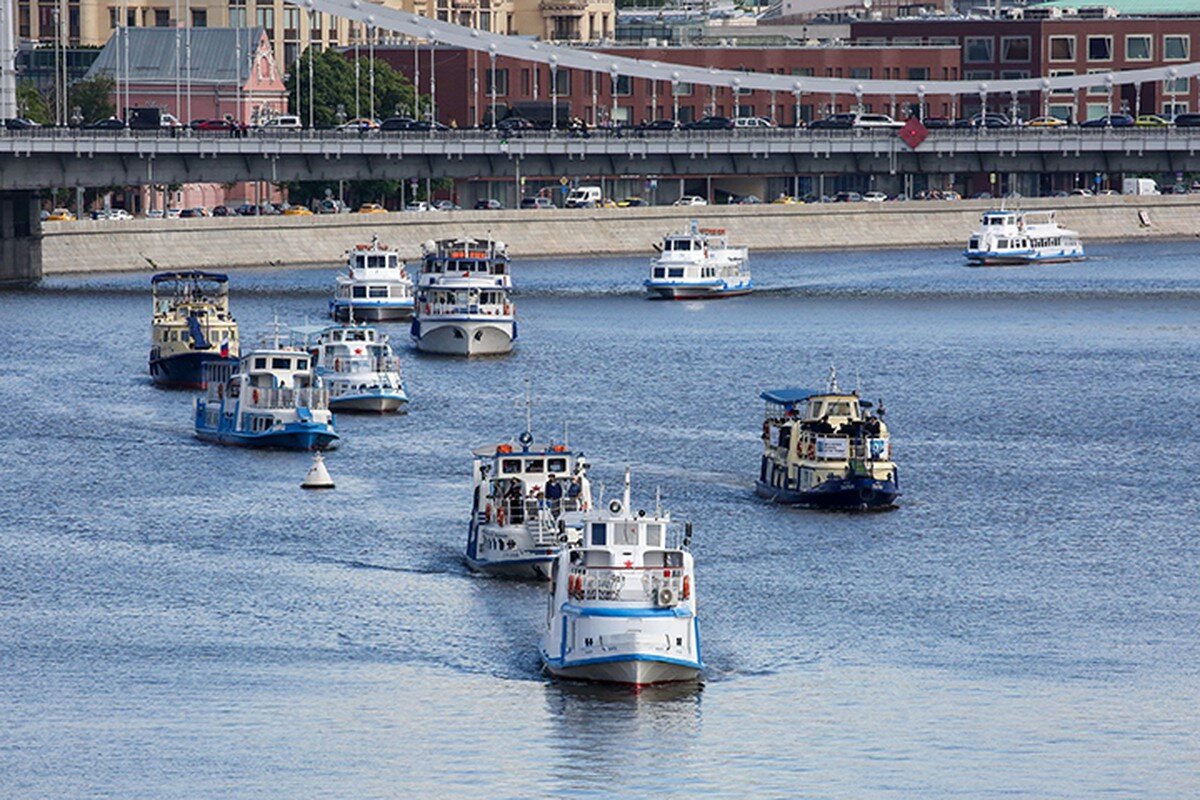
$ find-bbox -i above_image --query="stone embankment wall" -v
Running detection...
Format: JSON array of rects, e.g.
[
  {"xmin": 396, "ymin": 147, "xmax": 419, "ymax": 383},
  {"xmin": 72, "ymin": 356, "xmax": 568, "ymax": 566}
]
[{"xmin": 41, "ymin": 195, "xmax": 1200, "ymax": 273}]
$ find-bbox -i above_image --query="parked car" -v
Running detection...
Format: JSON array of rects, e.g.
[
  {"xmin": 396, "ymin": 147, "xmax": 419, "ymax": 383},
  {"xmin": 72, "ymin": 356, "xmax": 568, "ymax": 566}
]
[
  {"xmin": 107, "ymin": 208, "xmax": 132, "ymax": 220},
  {"xmin": 234, "ymin": 203, "xmax": 259, "ymax": 216},
  {"xmin": 672, "ymin": 195, "xmax": 708, "ymax": 206},
  {"xmin": 317, "ymin": 199, "xmax": 348, "ymax": 214},
  {"xmin": 1069, "ymin": 188, "xmax": 1095, "ymax": 197},
  {"xmin": 617, "ymin": 196, "xmax": 649, "ymax": 207},
  {"xmin": 834, "ymin": 191, "xmax": 864, "ymax": 203},
  {"xmin": 144, "ymin": 209, "xmax": 165, "ymax": 219},
  {"xmin": 165, "ymin": 208, "xmax": 182, "ymax": 218},
  {"xmin": 1026, "ymin": 116, "xmax": 1069, "ymax": 128},
  {"xmin": 733, "ymin": 194, "xmax": 762, "ymax": 205},
  {"xmin": 4, "ymin": 117, "xmax": 42, "ymax": 130},
  {"xmin": 211, "ymin": 205, "xmax": 233, "ymax": 217},
  {"xmin": 863, "ymin": 191, "xmax": 888, "ymax": 202},
  {"xmin": 256, "ymin": 204, "xmax": 280, "ymax": 216},
  {"xmin": 259, "ymin": 115, "xmax": 303, "ymax": 130},
  {"xmin": 474, "ymin": 198, "xmax": 504, "ymax": 210},
  {"xmin": 282, "ymin": 205, "xmax": 313, "ymax": 216},
  {"xmin": 1134, "ymin": 114, "xmax": 1171, "ymax": 127},
  {"xmin": 357, "ymin": 202, "xmax": 387, "ymax": 214},
  {"xmin": 179, "ymin": 207, "xmax": 209, "ymax": 218},
  {"xmin": 46, "ymin": 207, "xmax": 75, "ymax": 221},
  {"xmin": 404, "ymin": 201, "xmax": 432, "ymax": 212},
  {"xmin": 83, "ymin": 117, "xmax": 126, "ymax": 130},
  {"xmin": 520, "ymin": 196, "xmax": 555, "ymax": 209},
  {"xmin": 433, "ymin": 200, "xmax": 460, "ymax": 211},
  {"xmin": 1080, "ymin": 114, "xmax": 1135, "ymax": 128},
  {"xmin": 1172, "ymin": 113, "xmax": 1200, "ymax": 128},
  {"xmin": 733, "ymin": 116, "xmax": 775, "ymax": 129},
  {"xmin": 639, "ymin": 119, "xmax": 678, "ymax": 131},
  {"xmin": 772, "ymin": 194, "xmax": 800, "ymax": 204},
  {"xmin": 683, "ymin": 116, "xmax": 734, "ymax": 131}
]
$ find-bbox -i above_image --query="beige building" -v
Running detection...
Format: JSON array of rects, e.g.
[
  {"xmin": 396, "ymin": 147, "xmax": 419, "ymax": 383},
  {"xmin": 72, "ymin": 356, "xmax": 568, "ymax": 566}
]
[{"xmin": 14, "ymin": 0, "xmax": 613, "ymax": 69}]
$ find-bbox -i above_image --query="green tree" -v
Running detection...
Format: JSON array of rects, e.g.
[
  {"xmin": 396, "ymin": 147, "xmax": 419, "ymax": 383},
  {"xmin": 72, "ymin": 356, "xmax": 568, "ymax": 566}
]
[
  {"xmin": 71, "ymin": 76, "xmax": 117, "ymax": 123},
  {"xmin": 285, "ymin": 47, "xmax": 423, "ymax": 127},
  {"xmin": 17, "ymin": 82, "xmax": 52, "ymax": 124}
]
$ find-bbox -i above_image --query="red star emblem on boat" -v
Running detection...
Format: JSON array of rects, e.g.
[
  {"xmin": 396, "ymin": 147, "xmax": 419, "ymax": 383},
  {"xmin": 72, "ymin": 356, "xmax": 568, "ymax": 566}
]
[{"xmin": 624, "ymin": 560, "xmax": 633, "ymax": 569}]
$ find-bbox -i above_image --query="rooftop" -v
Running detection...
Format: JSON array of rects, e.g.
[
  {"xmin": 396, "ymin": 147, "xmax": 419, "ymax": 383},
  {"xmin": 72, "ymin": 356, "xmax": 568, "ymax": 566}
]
[{"xmin": 85, "ymin": 28, "xmax": 269, "ymax": 85}]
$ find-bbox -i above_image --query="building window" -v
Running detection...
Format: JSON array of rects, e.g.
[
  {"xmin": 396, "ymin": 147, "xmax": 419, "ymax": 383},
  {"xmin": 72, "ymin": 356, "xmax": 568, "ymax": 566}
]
[
  {"xmin": 1125, "ymin": 35, "xmax": 1151, "ymax": 61},
  {"xmin": 1087, "ymin": 69, "xmax": 1110, "ymax": 96},
  {"xmin": 790, "ymin": 67, "xmax": 813, "ymax": 77},
  {"xmin": 964, "ymin": 37, "xmax": 994, "ymax": 63},
  {"xmin": 228, "ymin": 1, "xmax": 246, "ymax": 28},
  {"xmin": 153, "ymin": 8, "xmax": 169, "ymax": 26},
  {"xmin": 1163, "ymin": 101, "xmax": 1188, "ymax": 118},
  {"xmin": 485, "ymin": 69, "xmax": 508, "ymax": 95},
  {"xmin": 553, "ymin": 69, "xmax": 570, "ymax": 95},
  {"xmin": 108, "ymin": 6, "xmax": 118, "ymax": 28},
  {"xmin": 615, "ymin": 75, "xmax": 632, "ymax": 95},
  {"xmin": 1163, "ymin": 77, "xmax": 1189, "ymax": 94},
  {"xmin": 1001, "ymin": 36, "xmax": 1030, "ymax": 62},
  {"xmin": 1085, "ymin": 103, "xmax": 1109, "ymax": 121},
  {"xmin": 1048, "ymin": 104, "xmax": 1073, "ymax": 122},
  {"xmin": 256, "ymin": 6, "xmax": 273, "ymax": 34},
  {"xmin": 849, "ymin": 67, "xmax": 871, "ymax": 79},
  {"xmin": 907, "ymin": 67, "xmax": 929, "ymax": 80},
  {"xmin": 1049, "ymin": 35, "xmax": 1075, "ymax": 62},
  {"xmin": 191, "ymin": 8, "xmax": 207, "ymax": 26},
  {"xmin": 1000, "ymin": 70, "xmax": 1030, "ymax": 80},
  {"xmin": 1164, "ymin": 35, "xmax": 1189, "ymax": 61},
  {"xmin": 1051, "ymin": 69, "xmax": 1074, "ymax": 96},
  {"xmin": 674, "ymin": 81, "xmax": 693, "ymax": 96},
  {"xmin": 965, "ymin": 70, "xmax": 993, "ymax": 81},
  {"xmin": 1087, "ymin": 36, "xmax": 1112, "ymax": 62}
]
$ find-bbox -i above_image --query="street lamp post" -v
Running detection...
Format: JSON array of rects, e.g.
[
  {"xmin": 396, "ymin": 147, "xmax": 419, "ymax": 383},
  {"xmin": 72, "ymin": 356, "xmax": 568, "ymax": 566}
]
[{"xmin": 549, "ymin": 55, "xmax": 558, "ymax": 130}]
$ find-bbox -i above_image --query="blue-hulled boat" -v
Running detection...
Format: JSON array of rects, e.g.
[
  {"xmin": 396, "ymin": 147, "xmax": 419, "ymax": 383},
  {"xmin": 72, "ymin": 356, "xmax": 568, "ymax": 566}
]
[
  {"xmin": 149, "ymin": 271, "xmax": 239, "ymax": 388},
  {"xmin": 644, "ymin": 220, "xmax": 752, "ymax": 299},
  {"xmin": 329, "ymin": 237, "xmax": 415, "ymax": 320},
  {"xmin": 755, "ymin": 370, "xmax": 899, "ymax": 510},
  {"xmin": 306, "ymin": 323, "xmax": 409, "ymax": 413},
  {"xmin": 194, "ymin": 346, "xmax": 338, "ymax": 450}
]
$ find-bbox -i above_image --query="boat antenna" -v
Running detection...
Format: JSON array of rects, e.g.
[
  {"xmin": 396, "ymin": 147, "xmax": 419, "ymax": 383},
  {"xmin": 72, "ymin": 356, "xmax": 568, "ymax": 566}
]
[
  {"xmin": 563, "ymin": 420, "xmax": 569, "ymax": 448},
  {"xmin": 828, "ymin": 363, "xmax": 839, "ymax": 393},
  {"xmin": 855, "ymin": 368, "xmax": 862, "ymax": 397},
  {"xmin": 623, "ymin": 465, "xmax": 632, "ymax": 516},
  {"xmin": 655, "ymin": 486, "xmax": 662, "ymax": 517},
  {"xmin": 524, "ymin": 377, "xmax": 533, "ymax": 439}
]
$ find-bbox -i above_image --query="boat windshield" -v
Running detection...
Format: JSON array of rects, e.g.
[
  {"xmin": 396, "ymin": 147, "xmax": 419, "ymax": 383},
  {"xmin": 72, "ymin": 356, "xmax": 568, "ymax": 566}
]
[{"xmin": 663, "ymin": 238, "xmax": 697, "ymax": 251}]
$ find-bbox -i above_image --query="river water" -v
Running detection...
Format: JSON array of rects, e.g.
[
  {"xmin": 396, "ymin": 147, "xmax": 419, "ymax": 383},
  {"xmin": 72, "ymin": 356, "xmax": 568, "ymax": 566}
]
[{"xmin": 2, "ymin": 241, "xmax": 1198, "ymax": 798}]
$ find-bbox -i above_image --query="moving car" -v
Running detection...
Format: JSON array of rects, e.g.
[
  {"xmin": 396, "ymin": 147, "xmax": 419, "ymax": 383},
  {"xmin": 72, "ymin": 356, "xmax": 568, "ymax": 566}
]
[
  {"xmin": 683, "ymin": 116, "xmax": 735, "ymax": 131},
  {"xmin": 1134, "ymin": 114, "xmax": 1171, "ymax": 127},
  {"xmin": 733, "ymin": 116, "xmax": 775, "ymax": 128},
  {"xmin": 83, "ymin": 117, "xmax": 126, "ymax": 130},
  {"xmin": 4, "ymin": 117, "xmax": 41, "ymax": 130},
  {"xmin": 260, "ymin": 115, "xmax": 303, "ymax": 130},
  {"xmin": 1026, "ymin": 116, "xmax": 1069, "ymax": 128},
  {"xmin": 1173, "ymin": 113, "xmax": 1200, "ymax": 128},
  {"xmin": 1080, "ymin": 114, "xmax": 1135, "ymax": 128},
  {"xmin": 337, "ymin": 117, "xmax": 379, "ymax": 132}
]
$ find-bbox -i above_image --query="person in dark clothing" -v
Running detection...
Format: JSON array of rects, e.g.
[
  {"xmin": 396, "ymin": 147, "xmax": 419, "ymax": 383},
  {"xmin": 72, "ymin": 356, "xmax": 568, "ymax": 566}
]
[{"xmin": 545, "ymin": 475, "xmax": 563, "ymax": 512}]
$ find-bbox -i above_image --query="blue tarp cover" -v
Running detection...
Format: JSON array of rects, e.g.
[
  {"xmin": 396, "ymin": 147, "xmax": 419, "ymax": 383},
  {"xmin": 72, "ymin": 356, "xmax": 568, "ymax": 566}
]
[{"xmin": 760, "ymin": 388, "xmax": 819, "ymax": 405}]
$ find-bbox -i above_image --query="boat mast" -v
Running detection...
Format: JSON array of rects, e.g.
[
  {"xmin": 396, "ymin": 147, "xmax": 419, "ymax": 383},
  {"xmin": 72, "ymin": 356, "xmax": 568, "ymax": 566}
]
[{"xmin": 622, "ymin": 466, "xmax": 631, "ymax": 516}]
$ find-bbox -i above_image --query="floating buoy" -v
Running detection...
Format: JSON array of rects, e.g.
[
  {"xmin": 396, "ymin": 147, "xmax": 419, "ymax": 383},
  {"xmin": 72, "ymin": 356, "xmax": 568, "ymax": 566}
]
[{"xmin": 301, "ymin": 451, "xmax": 335, "ymax": 490}]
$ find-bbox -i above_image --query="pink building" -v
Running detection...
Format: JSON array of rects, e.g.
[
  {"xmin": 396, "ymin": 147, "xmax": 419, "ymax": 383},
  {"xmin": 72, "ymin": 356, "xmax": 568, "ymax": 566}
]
[{"xmin": 84, "ymin": 27, "xmax": 288, "ymax": 210}]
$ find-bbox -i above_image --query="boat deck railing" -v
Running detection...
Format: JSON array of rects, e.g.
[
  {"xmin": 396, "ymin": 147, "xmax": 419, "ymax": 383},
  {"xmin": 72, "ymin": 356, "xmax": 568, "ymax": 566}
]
[
  {"xmin": 326, "ymin": 355, "xmax": 401, "ymax": 375},
  {"xmin": 246, "ymin": 386, "xmax": 331, "ymax": 410},
  {"xmin": 484, "ymin": 496, "xmax": 584, "ymax": 541},
  {"xmin": 567, "ymin": 566, "xmax": 686, "ymax": 604},
  {"xmin": 420, "ymin": 302, "xmax": 513, "ymax": 318}
]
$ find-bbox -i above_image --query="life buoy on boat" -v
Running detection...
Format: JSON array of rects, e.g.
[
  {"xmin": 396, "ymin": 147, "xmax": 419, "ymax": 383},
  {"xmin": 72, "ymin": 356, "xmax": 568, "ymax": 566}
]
[
  {"xmin": 334, "ymin": 358, "xmax": 341, "ymax": 371},
  {"xmin": 682, "ymin": 575, "xmax": 691, "ymax": 600},
  {"xmin": 217, "ymin": 383, "xmax": 224, "ymax": 399},
  {"xmin": 252, "ymin": 389, "xmax": 260, "ymax": 403},
  {"xmin": 497, "ymin": 506, "xmax": 506, "ymax": 526}
]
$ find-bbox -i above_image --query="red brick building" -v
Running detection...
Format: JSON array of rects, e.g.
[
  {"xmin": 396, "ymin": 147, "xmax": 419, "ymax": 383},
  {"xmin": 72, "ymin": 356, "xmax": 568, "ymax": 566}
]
[{"xmin": 852, "ymin": 17, "xmax": 1200, "ymax": 120}]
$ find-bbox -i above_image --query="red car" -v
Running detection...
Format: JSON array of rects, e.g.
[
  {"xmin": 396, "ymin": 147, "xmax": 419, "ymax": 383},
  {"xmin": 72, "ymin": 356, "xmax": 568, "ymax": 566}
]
[{"xmin": 193, "ymin": 118, "xmax": 247, "ymax": 133}]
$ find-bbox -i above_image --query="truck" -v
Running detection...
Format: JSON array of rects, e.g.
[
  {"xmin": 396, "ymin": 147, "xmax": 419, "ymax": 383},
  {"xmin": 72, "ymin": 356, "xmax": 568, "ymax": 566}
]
[
  {"xmin": 564, "ymin": 186, "xmax": 602, "ymax": 208},
  {"xmin": 1122, "ymin": 178, "xmax": 1160, "ymax": 195}
]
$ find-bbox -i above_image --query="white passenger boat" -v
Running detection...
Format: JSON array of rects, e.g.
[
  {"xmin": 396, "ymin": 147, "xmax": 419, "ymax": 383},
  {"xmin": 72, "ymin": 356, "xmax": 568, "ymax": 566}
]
[
  {"xmin": 540, "ymin": 469, "xmax": 703, "ymax": 686},
  {"xmin": 194, "ymin": 340, "xmax": 337, "ymax": 450},
  {"xmin": 305, "ymin": 323, "xmax": 408, "ymax": 413},
  {"xmin": 149, "ymin": 271, "xmax": 239, "ymax": 388},
  {"xmin": 411, "ymin": 236, "xmax": 517, "ymax": 356},
  {"xmin": 329, "ymin": 236, "xmax": 415, "ymax": 320},
  {"xmin": 644, "ymin": 220, "xmax": 752, "ymax": 299},
  {"xmin": 964, "ymin": 209, "xmax": 1085, "ymax": 266},
  {"xmin": 466, "ymin": 429, "xmax": 591, "ymax": 580}
]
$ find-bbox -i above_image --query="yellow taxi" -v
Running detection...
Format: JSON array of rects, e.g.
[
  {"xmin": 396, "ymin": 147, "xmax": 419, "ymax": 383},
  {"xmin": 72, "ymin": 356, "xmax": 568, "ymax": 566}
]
[
  {"xmin": 1134, "ymin": 114, "xmax": 1171, "ymax": 127},
  {"xmin": 356, "ymin": 203, "xmax": 388, "ymax": 214},
  {"xmin": 1025, "ymin": 116, "xmax": 1069, "ymax": 128},
  {"xmin": 772, "ymin": 194, "xmax": 800, "ymax": 204},
  {"xmin": 598, "ymin": 198, "xmax": 618, "ymax": 209},
  {"xmin": 282, "ymin": 205, "xmax": 314, "ymax": 216},
  {"xmin": 46, "ymin": 207, "xmax": 75, "ymax": 221}
]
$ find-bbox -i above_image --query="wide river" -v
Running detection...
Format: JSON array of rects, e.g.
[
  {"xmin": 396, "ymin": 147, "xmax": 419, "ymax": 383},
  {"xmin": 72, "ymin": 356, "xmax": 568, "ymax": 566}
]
[{"xmin": 2, "ymin": 241, "xmax": 1199, "ymax": 798}]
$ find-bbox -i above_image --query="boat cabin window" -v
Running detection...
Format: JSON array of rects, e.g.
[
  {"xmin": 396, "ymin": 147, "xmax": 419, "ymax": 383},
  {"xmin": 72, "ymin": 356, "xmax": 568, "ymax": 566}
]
[
  {"xmin": 668, "ymin": 268, "xmax": 684, "ymax": 278},
  {"xmin": 369, "ymin": 286, "xmax": 389, "ymax": 298},
  {"xmin": 645, "ymin": 523, "xmax": 664, "ymax": 548},
  {"xmin": 590, "ymin": 523, "xmax": 607, "ymax": 545},
  {"xmin": 547, "ymin": 458, "xmax": 567, "ymax": 473},
  {"xmin": 827, "ymin": 402, "xmax": 853, "ymax": 417},
  {"xmin": 355, "ymin": 255, "xmax": 367, "ymax": 269},
  {"xmin": 809, "ymin": 401, "xmax": 824, "ymax": 417},
  {"xmin": 272, "ymin": 357, "xmax": 292, "ymax": 369},
  {"xmin": 665, "ymin": 238, "xmax": 694, "ymax": 252},
  {"xmin": 502, "ymin": 459, "xmax": 522, "ymax": 475},
  {"xmin": 296, "ymin": 359, "xmax": 308, "ymax": 370},
  {"xmin": 525, "ymin": 459, "xmax": 545, "ymax": 474},
  {"xmin": 353, "ymin": 286, "xmax": 368, "ymax": 298},
  {"xmin": 254, "ymin": 357, "xmax": 267, "ymax": 369},
  {"xmin": 653, "ymin": 268, "xmax": 665, "ymax": 278},
  {"xmin": 388, "ymin": 255, "xmax": 399, "ymax": 269},
  {"xmin": 614, "ymin": 523, "xmax": 639, "ymax": 546},
  {"xmin": 367, "ymin": 255, "xmax": 387, "ymax": 269}
]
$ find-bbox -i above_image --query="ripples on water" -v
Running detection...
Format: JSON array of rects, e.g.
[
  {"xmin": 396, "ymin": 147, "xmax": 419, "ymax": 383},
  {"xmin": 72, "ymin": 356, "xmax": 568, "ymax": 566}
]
[{"xmin": 2, "ymin": 242, "xmax": 1199, "ymax": 798}]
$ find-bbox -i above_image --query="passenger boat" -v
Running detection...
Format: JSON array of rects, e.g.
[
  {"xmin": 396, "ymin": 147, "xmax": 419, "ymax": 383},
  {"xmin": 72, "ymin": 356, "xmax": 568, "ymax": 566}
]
[
  {"xmin": 149, "ymin": 271, "xmax": 239, "ymax": 388},
  {"xmin": 756, "ymin": 369, "xmax": 899, "ymax": 510},
  {"xmin": 194, "ymin": 339, "xmax": 338, "ymax": 450},
  {"xmin": 304, "ymin": 323, "xmax": 408, "ymax": 413},
  {"xmin": 644, "ymin": 220, "xmax": 752, "ymax": 299},
  {"xmin": 410, "ymin": 236, "xmax": 516, "ymax": 356},
  {"xmin": 466, "ymin": 429, "xmax": 591, "ymax": 580},
  {"xmin": 329, "ymin": 236, "xmax": 415, "ymax": 321},
  {"xmin": 540, "ymin": 468, "xmax": 703, "ymax": 686},
  {"xmin": 964, "ymin": 209, "xmax": 1085, "ymax": 266}
]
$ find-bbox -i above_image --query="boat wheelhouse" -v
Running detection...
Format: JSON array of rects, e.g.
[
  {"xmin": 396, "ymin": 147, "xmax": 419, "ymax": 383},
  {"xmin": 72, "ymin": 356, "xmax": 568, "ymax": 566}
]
[
  {"xmin": 305, "ymin": 323, "xmax": 408, "ymax": 413},
  {"xmin": 466, "ymin": 430, "xmax": 591, "ymax": 580},
  {"xmin": 644, "ymin": 220, "xmax": 752, "ymax": 300},
  {"xmin": 330, "ymin": 236, "xmax": 415, "ymax": 321},
  {"xmin": 149, "ymin": 271, "xmax": 239, "ymax": 388},
  {"xmin": 964, "ymin": 209, "xmax": 1085, "ymax": 266},
  {"xmin": 411, "ymin": 236, "xmax": 516, "ymax": 356},
  {"xmin": 540, "ymin": 469, "xmax": 702, "ymax": 686},
  {"xmin": 194, "ymin": 344, "xmax": 337, "ymax": 450},
  {"xmin": 756, "ymin": 370, "xmax": 899, "ymax": 510}
]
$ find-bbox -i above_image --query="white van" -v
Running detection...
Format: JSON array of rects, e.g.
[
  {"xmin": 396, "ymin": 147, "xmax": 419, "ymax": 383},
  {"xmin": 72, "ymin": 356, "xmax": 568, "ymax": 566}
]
[
  {"xmin": 733, "ymin": 116, "xmax": 775, "ymax": 128},
  {"xmin": 260, "ymin": 115, "xmax": 303, "ymax": 130},
  {"xmin": 564, "ymin": 186, "xmax": 603, "ymax": 208},
  {"xmin": 1121, "ymin": 177, "xmax": 1159, "ymax": 195}
]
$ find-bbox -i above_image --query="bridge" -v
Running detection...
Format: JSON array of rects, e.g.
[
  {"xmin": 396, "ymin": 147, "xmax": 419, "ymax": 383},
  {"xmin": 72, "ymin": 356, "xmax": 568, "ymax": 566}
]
[{"xmin": 4, "ymin": 127, "xmax": 1199, "ymax": 189}]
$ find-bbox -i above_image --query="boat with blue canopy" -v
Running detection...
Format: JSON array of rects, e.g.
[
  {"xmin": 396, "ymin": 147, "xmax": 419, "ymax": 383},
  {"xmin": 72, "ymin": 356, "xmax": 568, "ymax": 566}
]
[
  {"xmin": 149, "ymin": 271, "xmax": 239, "ymax": 388},
  {"xmin": 756, "ymin": 368, "xmax": 899, "ymax": 510}
]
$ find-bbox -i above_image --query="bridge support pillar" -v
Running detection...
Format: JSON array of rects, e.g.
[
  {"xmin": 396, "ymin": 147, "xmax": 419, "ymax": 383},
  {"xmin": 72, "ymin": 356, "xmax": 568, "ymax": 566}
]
[{"xmin": 1, "ymin": 190, "xmax": 42, "ymax": 286}]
